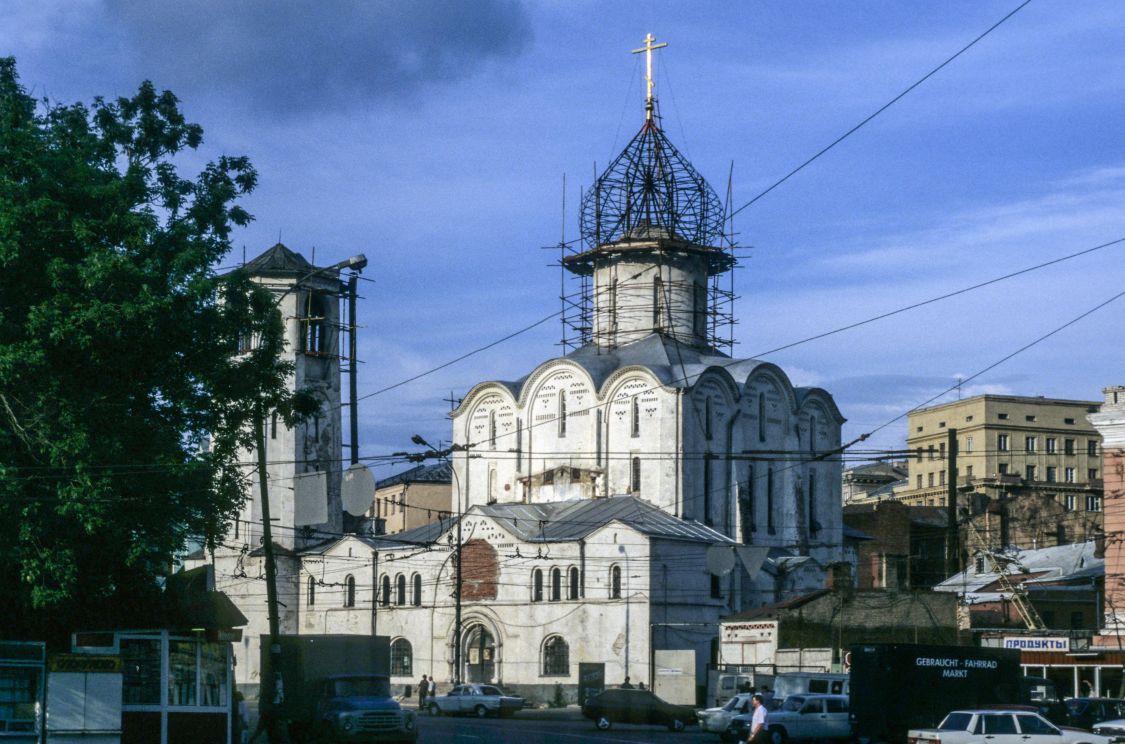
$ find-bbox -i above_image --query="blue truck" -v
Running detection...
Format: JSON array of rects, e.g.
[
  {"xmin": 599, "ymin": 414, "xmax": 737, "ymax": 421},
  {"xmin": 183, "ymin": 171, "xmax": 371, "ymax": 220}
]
[{"xmin": 262, "ymin": 635, "xmax": 418, "ymax": 744}]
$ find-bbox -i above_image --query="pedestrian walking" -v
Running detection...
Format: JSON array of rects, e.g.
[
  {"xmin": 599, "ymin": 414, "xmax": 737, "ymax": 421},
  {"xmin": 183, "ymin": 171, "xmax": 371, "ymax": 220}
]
[
  {"xmin": 428, "ymin": 676, "xmax": 437, "ymax": 700},
  {"xmin": 746, "ymin": 693, "xmax": 769, "ymax": 744},
  {"xmin": 418, "ymin": 674, "xmax": 429, "ymax": 710}
]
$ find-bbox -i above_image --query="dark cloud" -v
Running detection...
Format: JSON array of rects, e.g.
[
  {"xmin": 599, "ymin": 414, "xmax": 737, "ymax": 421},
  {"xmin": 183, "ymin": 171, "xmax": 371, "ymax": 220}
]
[{"xmin": 106, "ymin": 0, "xmax": 532, "ymax": 114}]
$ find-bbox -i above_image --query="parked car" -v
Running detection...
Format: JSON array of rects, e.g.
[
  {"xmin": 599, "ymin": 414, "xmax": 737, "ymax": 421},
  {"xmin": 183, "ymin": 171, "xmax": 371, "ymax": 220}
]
[
  {"xmin": 1069, "ymin": 699, "xmax": 1125, "ymax": 731},
  {"xmin": 427, "ymin": 684, "xmax": 523, "ymax": 718},
  {"xmin": 698, "ymin": 693, "xmax": 754, "ymax": 734},
  {"xmin": 727, "ymin": 694, "xmax": 850, "ymax": 744},
  {"xmin": 1093, "ymin": 718, "xmax": 1125, "ymax": 742},
  {"xmin": 581, "ymin": 688, "xmax": 697, "ymax": 732},
  {"xmin": 907, "ymin": 709, "xmax": 1111, "ymax": 744}
]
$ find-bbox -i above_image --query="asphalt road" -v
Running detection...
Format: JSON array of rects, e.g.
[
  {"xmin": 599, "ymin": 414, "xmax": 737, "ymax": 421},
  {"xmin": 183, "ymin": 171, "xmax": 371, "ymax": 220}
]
[{"xmin": 416, "ymin": 713, "xmax": 717, "ymax": 744}]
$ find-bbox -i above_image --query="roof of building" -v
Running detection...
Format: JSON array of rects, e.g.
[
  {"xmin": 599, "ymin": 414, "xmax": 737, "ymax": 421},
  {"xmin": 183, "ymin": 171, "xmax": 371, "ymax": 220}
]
[
  {"xmin": 337, "ymin": 495, "xmax": 736, "ymax": 552},
  {"xmin": 844, "ymin": 462, "xmax": 908, "ymax": 481},
  {"xmin": 376, "ymin": 461, "xmax": 453, "ymax": 489},
  {"xmin": 240, "ymin": 242, "xmax": 320, "ymax": 277},
  {"xmin": 720, "ymin": 589, "xmax": 834, "ymax": 621},
  {"xmin": 476, "ymin": 333, "xmax": 843, "ymax": 422},
  {"xmin": 934, "ymin": 539, "xmax": 1102, "ymax": 601},
  {"xmin": 912, "ymin": 393, "xmax": 1100, "ymax": 415}
]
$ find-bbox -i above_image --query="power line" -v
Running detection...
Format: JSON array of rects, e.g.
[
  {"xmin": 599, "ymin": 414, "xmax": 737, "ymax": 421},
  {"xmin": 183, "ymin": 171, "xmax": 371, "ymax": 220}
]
[{"xmin": 729, "ymin": 0, "xmax": 1034, "ymax": 219}]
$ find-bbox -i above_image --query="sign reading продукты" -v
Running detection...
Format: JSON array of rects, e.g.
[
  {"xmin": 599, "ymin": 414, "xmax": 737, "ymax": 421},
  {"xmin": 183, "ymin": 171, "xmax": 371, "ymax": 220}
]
[{"xmin": 1001, "ymin": 637, "xmax": 1070, "ymax": 651}]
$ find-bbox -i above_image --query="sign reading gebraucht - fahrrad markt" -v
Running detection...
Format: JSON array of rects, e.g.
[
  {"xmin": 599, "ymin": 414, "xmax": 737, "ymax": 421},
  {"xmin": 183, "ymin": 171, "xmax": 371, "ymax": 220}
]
[{"xmin": 1001, "ymin": 637, "xmax": 1070, "ymax": 652}]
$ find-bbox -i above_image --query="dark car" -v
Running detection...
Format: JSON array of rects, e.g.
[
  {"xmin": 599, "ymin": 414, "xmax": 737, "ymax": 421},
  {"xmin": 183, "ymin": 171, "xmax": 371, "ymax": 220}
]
[
  {"xmin": 1067, "ymin": 699, "xmax": 1125, "ymax": 731},
  {"xmin": 581, "ymin": 688, "xmax": 696, "ymax": 732}
]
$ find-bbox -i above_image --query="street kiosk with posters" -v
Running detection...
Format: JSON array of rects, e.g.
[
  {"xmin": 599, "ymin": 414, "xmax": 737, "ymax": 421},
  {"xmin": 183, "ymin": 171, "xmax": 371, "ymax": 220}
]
[{"xmin": 0, "ymin": 641, "xmax": 45, "ymax": 742}]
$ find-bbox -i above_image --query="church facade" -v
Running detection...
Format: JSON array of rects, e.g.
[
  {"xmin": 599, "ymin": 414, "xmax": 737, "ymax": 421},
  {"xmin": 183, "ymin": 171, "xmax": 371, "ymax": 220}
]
[
  {"xmin": 200, "ymin": 39, "xmax": 850, "ymax": 703},
  {"xmin": 307, "ymin": 42, "xmax": 848, "ymax": 701}
]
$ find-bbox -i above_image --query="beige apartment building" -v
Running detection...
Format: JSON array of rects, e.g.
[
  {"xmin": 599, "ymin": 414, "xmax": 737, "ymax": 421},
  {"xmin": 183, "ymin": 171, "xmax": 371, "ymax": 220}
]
[
  {"xmin": 369, "ymin": 461, "xmax": 453, "ymax": 534},
  {"xmin": 895, "ymin": 395, "xmax": 1104, "ymax": 548}
]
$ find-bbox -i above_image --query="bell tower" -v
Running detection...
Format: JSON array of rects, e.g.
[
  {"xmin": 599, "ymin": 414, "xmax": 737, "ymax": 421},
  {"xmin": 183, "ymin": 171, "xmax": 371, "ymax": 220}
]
[{"xmin": 237, "ymin": 242, "xmax": 348, "ymax": 551}]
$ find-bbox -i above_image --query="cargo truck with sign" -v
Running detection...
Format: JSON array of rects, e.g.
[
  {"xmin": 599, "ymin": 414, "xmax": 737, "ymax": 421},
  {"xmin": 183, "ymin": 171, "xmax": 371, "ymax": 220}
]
[{"xmin": 848, "ymin": 643, "xmax": 1065, "ymax": 744}]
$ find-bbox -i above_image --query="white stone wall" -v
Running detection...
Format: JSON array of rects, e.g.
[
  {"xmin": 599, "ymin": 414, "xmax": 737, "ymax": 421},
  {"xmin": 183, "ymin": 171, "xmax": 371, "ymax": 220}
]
[{"xmin": 296, "ymin": 524, "xmax": 729, "ymax": 696}]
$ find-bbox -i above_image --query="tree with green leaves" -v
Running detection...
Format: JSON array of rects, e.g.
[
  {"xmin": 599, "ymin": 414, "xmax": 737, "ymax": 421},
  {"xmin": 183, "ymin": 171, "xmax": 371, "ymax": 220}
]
[{"xmin": 0, "ymin": 57, "xmax": 308, "ymax": 642}]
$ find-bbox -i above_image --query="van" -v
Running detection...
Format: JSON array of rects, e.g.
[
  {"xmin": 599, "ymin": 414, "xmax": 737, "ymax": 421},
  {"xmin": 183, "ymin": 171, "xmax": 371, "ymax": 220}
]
[{"xmin": 774, "ymin": 672, "xmax": 849, "ymax": 699}]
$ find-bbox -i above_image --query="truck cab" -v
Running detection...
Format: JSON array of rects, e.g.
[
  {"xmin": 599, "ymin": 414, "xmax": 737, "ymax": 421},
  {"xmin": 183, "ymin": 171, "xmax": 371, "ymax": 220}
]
[{"xmin": 312, "ymin": 674, "xmax": 417, "ymax": 744}]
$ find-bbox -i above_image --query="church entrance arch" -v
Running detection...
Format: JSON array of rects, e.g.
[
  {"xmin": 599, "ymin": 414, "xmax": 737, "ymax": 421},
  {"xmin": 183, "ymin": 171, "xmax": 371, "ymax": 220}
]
[{"xmin": 462, "ymin": 623, "xmax": 498, "ymax": 683}]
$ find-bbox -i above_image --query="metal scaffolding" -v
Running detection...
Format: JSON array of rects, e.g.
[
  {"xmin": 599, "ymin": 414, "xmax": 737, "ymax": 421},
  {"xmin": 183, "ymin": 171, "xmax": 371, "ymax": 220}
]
[{"xmin": 559, "ymin": 113, "xmax": 738, "ymax": 353}]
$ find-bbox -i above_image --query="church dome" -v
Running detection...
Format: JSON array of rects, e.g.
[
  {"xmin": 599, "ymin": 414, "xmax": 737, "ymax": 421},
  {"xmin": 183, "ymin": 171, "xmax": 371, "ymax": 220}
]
[{"xmin": 579, "ymin": 119, "xmax": 726, "ymax": 249}]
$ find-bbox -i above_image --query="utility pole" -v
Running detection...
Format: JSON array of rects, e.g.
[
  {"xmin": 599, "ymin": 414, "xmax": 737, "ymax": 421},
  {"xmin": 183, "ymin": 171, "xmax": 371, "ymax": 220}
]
[
  {"xmin": 946, "ymin": 427, "xmax": 959, "ymax": 578},
  {"xmin": 255, "ymin": 400, "xmax": 282, "ymax": 737},
  {"xmin": 405, "ymin": 435, "xmax": 467, "ymax": 685},
  {"xmin": 253, "ymin": 253, "xmax": 366, "ymax": 743},
  {"xmin": 348, "ymin": 274, "xmax": 359, "ymax": 466}
]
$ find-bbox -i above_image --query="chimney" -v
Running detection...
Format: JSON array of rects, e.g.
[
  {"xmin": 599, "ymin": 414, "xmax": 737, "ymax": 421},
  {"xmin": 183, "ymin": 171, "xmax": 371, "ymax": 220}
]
[{"xmin": 1095, "ymin": 529, "xmax": 1106, "ymax": 559}]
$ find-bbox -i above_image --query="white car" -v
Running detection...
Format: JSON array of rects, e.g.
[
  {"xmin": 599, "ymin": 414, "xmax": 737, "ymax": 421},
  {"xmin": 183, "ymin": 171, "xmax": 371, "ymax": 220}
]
[
  {"xmin": 728, "ymin": 694, "xmax": 850, "ymax": 744},
  {"xmin": 908, "ymin": 709, "xmax": 1112, "ymax": 744},
  {"xmin": 698, "ymin": 692, "xmax": 754, "ymax": 734},
  {"xmin": 1093, "ymin": 719, "xmax": 1125, "ymax": 742},
  {"xmin": 427, "ymin": 683, "xmax": 524, "ymax": 718}
]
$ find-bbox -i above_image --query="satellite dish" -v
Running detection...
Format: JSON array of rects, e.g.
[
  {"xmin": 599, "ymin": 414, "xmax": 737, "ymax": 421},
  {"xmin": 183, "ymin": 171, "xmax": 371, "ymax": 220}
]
[
  {"xmin": 341, "ymin": 464, "xmax": 375, "ymax": 516},
  {"xmin": 707, "ymin": 545, "xmax": 736, "ymax": 575}
]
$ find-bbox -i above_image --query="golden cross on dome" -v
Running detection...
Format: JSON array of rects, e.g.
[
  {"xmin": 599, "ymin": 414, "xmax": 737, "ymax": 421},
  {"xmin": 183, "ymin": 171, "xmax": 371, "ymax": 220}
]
[{"xmin": 631, "ymin": 33, "xmax": 668, "ymax": 122}]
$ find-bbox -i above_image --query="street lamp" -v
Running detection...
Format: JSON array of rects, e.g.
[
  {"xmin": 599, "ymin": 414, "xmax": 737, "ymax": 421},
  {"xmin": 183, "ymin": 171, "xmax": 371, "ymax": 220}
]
[
  {"xmin": 410, "ymin": 435, "xmax": 467, "ymax": 685},
  {"xmin": 255, "ymin": 252, "xmax": 366, "ymax": 742}
]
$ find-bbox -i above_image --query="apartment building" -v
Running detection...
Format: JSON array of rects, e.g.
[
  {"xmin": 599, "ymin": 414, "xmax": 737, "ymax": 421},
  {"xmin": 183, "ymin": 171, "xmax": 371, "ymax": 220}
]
[{"xmin": 894, "ymin": 395, "xmax": 1104, "ymax": 548}]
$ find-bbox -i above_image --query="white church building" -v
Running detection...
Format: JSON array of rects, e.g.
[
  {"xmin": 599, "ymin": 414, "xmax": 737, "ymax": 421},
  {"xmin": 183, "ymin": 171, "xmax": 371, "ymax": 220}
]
[{"xmin": 198, "ymin": 39, "xmax": 852, "ymax": 704}]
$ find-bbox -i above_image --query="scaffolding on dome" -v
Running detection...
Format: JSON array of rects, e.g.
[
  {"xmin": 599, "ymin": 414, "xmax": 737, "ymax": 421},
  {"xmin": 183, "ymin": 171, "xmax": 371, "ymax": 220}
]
[{"xmin": 557, "ymin": 112, "xmax": 739, "ymax": 354}]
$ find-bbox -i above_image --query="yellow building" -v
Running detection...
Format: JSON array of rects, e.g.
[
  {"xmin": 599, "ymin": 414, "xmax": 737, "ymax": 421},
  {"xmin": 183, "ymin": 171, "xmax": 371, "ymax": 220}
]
[
  {"xmin": 894, "ymin": 395, "xmax": 1104, "ymax": 548},
  {"xmin": 369, "ymin": 462, "xmax": 453, "ymax": 535}
]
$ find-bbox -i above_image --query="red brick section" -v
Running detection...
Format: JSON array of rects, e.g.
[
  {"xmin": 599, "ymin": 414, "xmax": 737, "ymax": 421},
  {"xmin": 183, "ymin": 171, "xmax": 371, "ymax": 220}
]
[
  {"xmin": 1098, "ymin": 448, "xmax": 1125, "ymax": 645},
  {"xmin": 460, "ymin": 539, "xmax": 499, "ymax": 601}
]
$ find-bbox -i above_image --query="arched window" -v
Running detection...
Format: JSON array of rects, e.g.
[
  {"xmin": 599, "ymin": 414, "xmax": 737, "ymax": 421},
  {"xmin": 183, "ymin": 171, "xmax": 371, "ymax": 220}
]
[
  {"xmin": 410, "ymin": 573, "xmax": 422, "ymax": 606},
  {"xmin": 380, "ymin": 575, "xmax": 391, "ymax": 606},
  {"xmin": 307, "ymin": 576, "xmax": 316, "ymax": 607},
  {"xmin": 396, "ymin": 574, "xmax": 406, "ymax": 606},
  {"xmin": 543, "ymin": 636, "xmax": 570, "ymax": 676},
  {"xmin": 568, "ymin": 566, "xmax": 580, "ymax": 600},
  {"xmin": 550, "ymin": 567, "xmax": 561, "ymax": 602},
  {"xmin": 532, "ymin": 569, "xmax": 544, "ymax": 602},
  {"xmin": 610, "ymin": 565, "xmax": 622, "ymax": 599},
  {"xmin": 809, "ymin": 414, "xmax": 817, "ymax": 454},
  {"xmin": 758, "ymin": 392, "xmax": 766, "ymax": 442},
  {"xmin": 693, "ymin": 281, "xmax": 707, "ymax": 337},
  {"xmin": 301, "ymin": 292, "xmax": 330, "ymax": 355},
  {"xmin": 653, "ymin": 276, "xmax": 665, "ymax": 330},
  {"xmin": 390, "ymin": 638, "xmax": 412, "ymax": 676},
  {"xmin": 558, "ymin": 390, "xmax": 567, "ymax": 437},
  {"xmin": 631, "ymin": 396, "xmax": 640, "ymax": 438},
  {"xmin": 489, "ymin": 410, "xmax": 497, "ymax": 448},
  {"xmin": 631, "ymin": 456, "xmax": 641, "ymax": 494},
  {"xmin": 344, "ymin": 575, "xmax": 356, "ymax": 608}
]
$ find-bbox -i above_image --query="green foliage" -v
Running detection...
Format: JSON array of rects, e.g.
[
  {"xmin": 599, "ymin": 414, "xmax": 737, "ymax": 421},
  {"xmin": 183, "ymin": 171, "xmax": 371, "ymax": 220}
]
[{"xmin": 0, "ymin": 57, "xmax": 297, "ymax": 639}]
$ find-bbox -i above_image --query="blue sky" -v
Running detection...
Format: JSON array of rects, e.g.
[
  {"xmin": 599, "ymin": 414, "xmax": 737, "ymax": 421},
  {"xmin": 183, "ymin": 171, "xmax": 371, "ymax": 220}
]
[{"xmin": 4, "ymin": 1, "xmax": 1123, "ymax": 474}]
